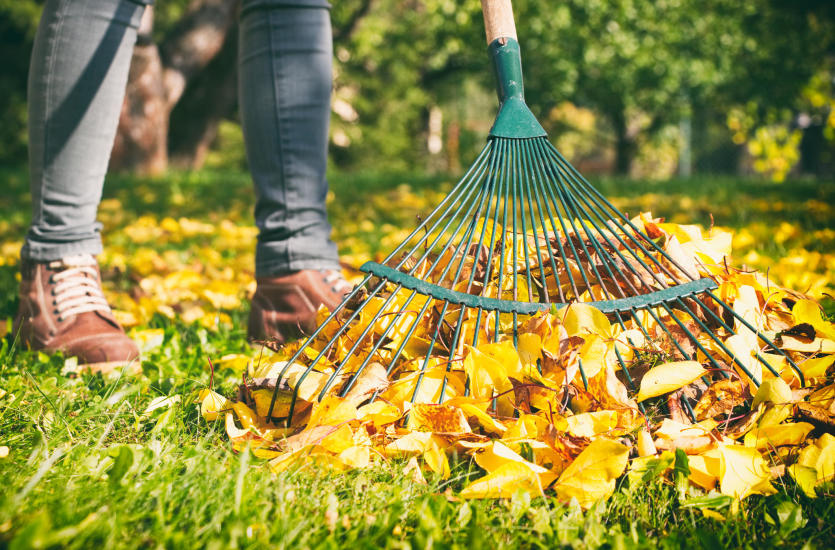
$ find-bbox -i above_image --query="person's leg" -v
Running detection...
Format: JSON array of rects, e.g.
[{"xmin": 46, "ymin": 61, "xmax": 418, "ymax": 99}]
[
  {"xmin": 14, "ymin": 0, "xmax": 149, "ymax": 372},
  {"xmin": 238, "ymin": 0, "xmax": 340, "ymax": 276},
  {"xmin": 239, "ymin": 0, "xmax": 350, "ymax": 343},
  {"xmin": 23, "ymin": 0, "xmax": 150, "ymax": 261}
]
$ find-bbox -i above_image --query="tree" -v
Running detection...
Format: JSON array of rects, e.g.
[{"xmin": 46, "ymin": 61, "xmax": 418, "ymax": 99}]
[
  {"xmin": 111, "ymin": 0, "xmax": 238, "ymax": 174},
  {"xmin": 516, "ymin": 0, "xmax": 830, "ymax": 175}
]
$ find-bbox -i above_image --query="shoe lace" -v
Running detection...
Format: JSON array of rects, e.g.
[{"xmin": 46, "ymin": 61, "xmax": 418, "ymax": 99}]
[
  {"xmin": 49, "ymin": 255, "xmax": 111, "ymax": 321},
  {"xmin": 320, "ymin": 269, "xmax": 352, "ymax": 295}
]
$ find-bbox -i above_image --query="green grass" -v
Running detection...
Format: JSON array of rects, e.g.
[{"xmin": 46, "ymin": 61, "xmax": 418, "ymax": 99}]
[{"xmin": 1, "ymin": 168, "xmax": 834, "ymax": 548}]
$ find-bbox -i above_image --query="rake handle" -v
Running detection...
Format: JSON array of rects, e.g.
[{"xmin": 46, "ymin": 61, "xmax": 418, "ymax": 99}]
[{"xmin": 481, "ymin": 0, "xmax": 517, "ymax": 44}]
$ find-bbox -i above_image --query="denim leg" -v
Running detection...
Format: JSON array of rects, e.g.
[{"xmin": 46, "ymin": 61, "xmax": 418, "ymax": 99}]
[
  {"xmin": 238, "ymin": 0, "xmax": 340, "ymax": 277},
  {"xmin": 22, "ymin": 0, "xmax": 147, "ymax": 261}
]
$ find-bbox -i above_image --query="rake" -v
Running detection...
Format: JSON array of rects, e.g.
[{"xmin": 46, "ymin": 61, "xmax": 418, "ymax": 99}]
[{"xmin": 263, "ymin": 0, "xmax": 803, "ymax": 424}]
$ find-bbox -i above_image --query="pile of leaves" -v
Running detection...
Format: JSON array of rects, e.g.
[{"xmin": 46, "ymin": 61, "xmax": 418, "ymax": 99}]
[{"xmin": 200, "ymin": 212, "xmax": 835, "ymax": 509}]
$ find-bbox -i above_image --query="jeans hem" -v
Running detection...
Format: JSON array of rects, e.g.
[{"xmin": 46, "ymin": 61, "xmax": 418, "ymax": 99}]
[
  {"xmin": 255, "ymin": 256, "xmax": 341, "ymax": 278},
  {"xmin": 21, "ymin": 237, "xmax": 103, "ymax": 262}
]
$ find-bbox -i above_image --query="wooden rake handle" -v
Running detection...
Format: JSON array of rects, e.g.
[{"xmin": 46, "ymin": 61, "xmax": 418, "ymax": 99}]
[{"xmin": 481, "ymin": 0, "xmax": 518, "ymax": 44}]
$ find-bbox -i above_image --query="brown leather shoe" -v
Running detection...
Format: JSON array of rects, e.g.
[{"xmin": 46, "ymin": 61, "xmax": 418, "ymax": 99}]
[
  {"xmin": 248, "ymin": 269, "xmax": 353, "ymax": 344},
  {"xmin": 12, "ymin": 254, "xmax": 140, "ymax": 375}
]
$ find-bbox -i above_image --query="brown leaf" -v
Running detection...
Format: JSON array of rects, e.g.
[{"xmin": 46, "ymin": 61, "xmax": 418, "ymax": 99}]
[
  {"xmin": 693, "ymin": 379, "xmax": 748, "ymax": 420},
  {"xmin": 781, "ymin": 323, "xmax": 816, "ymax": 342},
  {"xmin": 796, "ymin": 402, "xmax": 835, "ymax": 433},
  {"xmin": 340, "ymin": 362, "xmax": 390, "ymax": 407}
]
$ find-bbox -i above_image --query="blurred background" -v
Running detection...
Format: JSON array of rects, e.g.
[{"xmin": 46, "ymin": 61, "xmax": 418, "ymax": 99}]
[{"xmin": 0, "ymin": 0, "xmax": 833, "ymax": 181}]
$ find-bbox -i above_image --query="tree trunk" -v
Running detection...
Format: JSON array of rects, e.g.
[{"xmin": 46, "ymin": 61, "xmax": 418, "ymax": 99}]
[
  {"xmin": 110, "ymin": 7, "xmax": 168, "ymax": 175},
  {"xmin": 168, "ymin": 24, "xmax": 239, "ymax": 169},
  {"xmin": 111, "ymin": 0, "xmax": 238, "ymax": 173},
  {"xmin": 612, "ymin": 110, "xmax": 635, "ymax": 176}
]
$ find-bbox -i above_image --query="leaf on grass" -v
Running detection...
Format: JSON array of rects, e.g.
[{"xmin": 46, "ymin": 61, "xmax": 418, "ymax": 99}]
[
  {"xmin": 461, "ymin": 461, "xmax": 555, "ymax": 499},
  {"xmin": 199, "ymin": 389, "xmax": 230, "ymax": 421},
  {"xmin": 553, "ymin": 438, "xmax": 629, "ymax": 509},
  {"xmin": 795, "ymin": 433, "xmax": 835, "ymax": 484},
  {"xmin": 715, "ymin": 445, "xmax": 776, "ymax": 500}
]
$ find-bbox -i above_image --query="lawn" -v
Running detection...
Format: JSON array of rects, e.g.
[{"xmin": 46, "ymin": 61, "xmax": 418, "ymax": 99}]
[{"xmin": 1, "ymin": 168, "xmax": 833, "ymax": 549}]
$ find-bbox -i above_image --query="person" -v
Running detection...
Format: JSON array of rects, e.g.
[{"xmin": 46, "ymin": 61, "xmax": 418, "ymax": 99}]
[{"xmin": 12, "ymin": 0, "xmax": 352, "ymax": 373}]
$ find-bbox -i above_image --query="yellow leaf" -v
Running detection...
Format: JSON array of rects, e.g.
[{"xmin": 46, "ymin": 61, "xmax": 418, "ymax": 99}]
[
  {"xmin": 687, "ymin": 452, "xmax": 720, "ymax": 490},
  {"xmin": 787, "ymin": 464, "xmax": 818, "ymax": 498},
  {"xmin": 807, "ymin": 384, "xmax": 834, "ymax": 410},
  {"xmin": 715, "ymin": 445, "xmax": 776, "ymax": 500},
  {"xmin": 793, "ymin": 300, "xmax": 835, "ymax": 340},
  {"xmin": 338, "ymin": 445, "xmax": 371, "ymax": 469},
  {"xmin": 636, "ymin": 361, "xmax": 706, "ymax": 402},
  {"xmin": 384, "ymin": 432, "xmax": 436, "ymax": 456},
  {"xmin": 565, "ymin": 410, "xmax": 620, "ymax": 438},
  {"xmin": 474, "ymin": 441, "xmax": 551, "ymax": 474},
  {"xmin": 198, "ymin": 389, "xmax": 229, "ymax": 421},
  {"xmin": 751, "ymin": 378, "xmax": 793, "ymax": 409},
  {"xmin": 407, "ymin": 403, "xmax": 472, "ymax": 433},
  {"xmin": 383, "ymin": 361, "xmax": 464, "ymax": 407},
  {"xmin": 357, "ymin": 401, "xmax": 402, "ymax": 426},
  {"xmin": 796, "ymin": 433, "xmax": 835, "ymax": 484},
  {"xmin": 516, "ymin": 333, "xmax": 542, "ymax": 367},
  {"xmin": 251, "ymin": 389, "xmax": 293, "ymax": 419},
  {"xmin": 213, "ymin": 353, "xmax": 250, "ymax": 372},
  {"xmin": 701, "ymin": 509, "xmax": 726, "ymax": 522},
  {"xmin": 553, "ymin": 439, "xmax": 629, "ymax": 509},
  {"xmin": 445, "ymin": 397, "xmax": 507, "ymax": 435},
  {"xmin": 747, "ymin": 422, "xmax": 814, "ymax": 450},
  {"xmin": 460, "ymin": 461, "xmax": 556, "ymax": 499},
  {"xmin": 778, "ymin": 335, "xmax": 835, "ymax": 354},
  {"xmin": 320, "ymin": 424, "xmax": 355, "ymax": 454},
  {"xmin": 637, "ymin": 428, "xmax": 657, "ymax": 457},
  {"xmin": 423, "ymin": 441, "xmax": 450, "ymax": 479},
  {"xmin": 307, "ymin": 396, "xmax": 358, "ymax": 428},
  {"xmin": 341, "ymin": 362, "xmax": 390, "ymax": 406},
  {"xmin": 556, "ymin": 303, "xmax": 615, "ymax": 340},
  {"xmin": 722, "ymin": 334, "xmax": 762, "ymax": 387},
  {"xmin": 131, "ymin": 328, "xmax": 165, "ymax": 353},
  {"xmin": 798, "ymin": 355, "xmax": 835, "ymax": 380}
]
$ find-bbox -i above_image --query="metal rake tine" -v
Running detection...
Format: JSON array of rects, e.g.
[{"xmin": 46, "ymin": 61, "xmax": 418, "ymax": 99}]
[
  {"xmin": 524, "ymin": 138, "xmax": 566, "ymax": 303},
  {"xmin": 527, "ymin": 137, "xmax": 579, "ymax": 300},
  {"xmin": 544, "ymin": 142, "xmax": 696, "ymax": 283},
  {"xmin": 381, "ymin": 143, "xmax": 493, "ymax": 267},
  {"xmin": 535, "ymin": 140, "xmax": 675, "ymax": 292},
  {"xmin": 515, "ymin": 139, "xmax": 552, "ymax": 306}
]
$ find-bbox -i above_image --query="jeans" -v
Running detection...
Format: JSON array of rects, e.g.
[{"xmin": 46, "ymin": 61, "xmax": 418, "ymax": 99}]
[{"xmin": 22, "ymin": 0, "xmax": 340, "ymax": 277}]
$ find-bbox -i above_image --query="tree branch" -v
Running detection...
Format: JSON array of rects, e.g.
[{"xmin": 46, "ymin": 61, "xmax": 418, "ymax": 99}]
[{"xmin": 160, "ymin": 0, "xmax": 239, "ymax": 109}]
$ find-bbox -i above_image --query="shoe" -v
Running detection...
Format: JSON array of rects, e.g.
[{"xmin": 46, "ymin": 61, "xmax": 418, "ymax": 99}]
[
  {"xmin": 12, "ymin": 254, "xmax": 140, "ymax": 374},
  {"xmin": 248, "ymin": 269, "xmax": 353, "ymax": 344}
]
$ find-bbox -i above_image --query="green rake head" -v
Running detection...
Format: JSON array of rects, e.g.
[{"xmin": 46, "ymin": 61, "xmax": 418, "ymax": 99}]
[{"xmin": 262, "ymin": 1, "xmax": 803, "ymax": 425}]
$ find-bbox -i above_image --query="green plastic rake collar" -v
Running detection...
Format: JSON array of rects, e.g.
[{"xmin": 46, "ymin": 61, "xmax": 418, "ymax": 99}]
[
  {"xmin": 488, "ymin": 38, "xmax": 547, "ymax": 139},
  {"xmin": 360, "ymin": 261, "xmax": 719, "ymax": 315}
]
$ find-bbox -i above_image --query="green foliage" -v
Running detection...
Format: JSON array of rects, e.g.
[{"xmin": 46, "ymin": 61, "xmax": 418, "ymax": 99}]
[
  {"xmin": 0, "ymin": 0, "xmax": 42, "ymax": 166},
  {"xmin": 0, "ymin": 1, "xmax": 833, "ymax": 174}
]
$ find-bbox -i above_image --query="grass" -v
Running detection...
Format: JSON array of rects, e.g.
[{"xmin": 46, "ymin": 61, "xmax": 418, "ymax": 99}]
[{"xmin": 1, "ymin": 167, "xmax": 834, "ymax": 548}]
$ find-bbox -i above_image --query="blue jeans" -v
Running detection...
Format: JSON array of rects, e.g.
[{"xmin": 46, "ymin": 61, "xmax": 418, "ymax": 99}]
[{"xmin": 22, "ymin": 0, "xmax": 340, "ymax": 277}]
